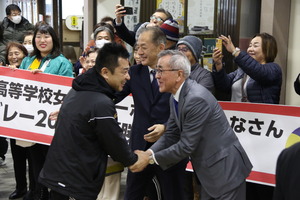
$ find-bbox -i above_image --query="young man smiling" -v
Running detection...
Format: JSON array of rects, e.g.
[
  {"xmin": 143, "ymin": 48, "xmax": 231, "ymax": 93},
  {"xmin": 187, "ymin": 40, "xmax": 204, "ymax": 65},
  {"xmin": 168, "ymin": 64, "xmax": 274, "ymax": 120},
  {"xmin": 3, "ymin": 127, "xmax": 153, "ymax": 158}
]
[{"xmin": 39, "ymin": 43, "xmax": 144, "ymax": 200}]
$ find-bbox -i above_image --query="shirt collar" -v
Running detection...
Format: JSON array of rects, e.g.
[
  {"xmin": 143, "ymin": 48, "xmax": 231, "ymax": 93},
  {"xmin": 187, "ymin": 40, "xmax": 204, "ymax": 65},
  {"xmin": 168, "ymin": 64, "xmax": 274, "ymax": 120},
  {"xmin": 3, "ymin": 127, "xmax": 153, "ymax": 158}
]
[{"xmin": 173, "ymin": 81, "xmax": 185, "ymax": 102}]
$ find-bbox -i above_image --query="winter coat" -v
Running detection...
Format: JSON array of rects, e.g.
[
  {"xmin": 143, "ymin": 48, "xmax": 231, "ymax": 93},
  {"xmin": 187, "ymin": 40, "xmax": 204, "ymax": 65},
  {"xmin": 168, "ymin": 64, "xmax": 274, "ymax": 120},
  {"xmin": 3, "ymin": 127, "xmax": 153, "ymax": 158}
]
[
  {"xmin": 39, "ymin": 67, "xmax": 138, "ymax": 200},
  {"xmin": 189, "ymin": 62, "xmax": 215, "ymax": 93},
  {"xmin": 212, "ymin": 51, "xmax": 282, "ymax": 104},
  {"xmin": 0, "ymin": 17, "xmax": 34, "ymax": 63},
  {"xmin": 19, "ymin": 54, "xmax": 74, "ymax": 77}
]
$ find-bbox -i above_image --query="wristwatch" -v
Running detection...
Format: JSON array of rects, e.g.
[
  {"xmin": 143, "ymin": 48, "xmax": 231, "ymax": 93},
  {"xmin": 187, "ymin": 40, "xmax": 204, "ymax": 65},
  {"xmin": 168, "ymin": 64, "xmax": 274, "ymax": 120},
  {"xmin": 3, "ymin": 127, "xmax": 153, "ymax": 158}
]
[
  {"xmin": 232, "ymin": 47, "xmax": 240, "ymax": 56},
  {"xmin": 149, "ymin": 155, "xmax": 155, "ymax": 165}
]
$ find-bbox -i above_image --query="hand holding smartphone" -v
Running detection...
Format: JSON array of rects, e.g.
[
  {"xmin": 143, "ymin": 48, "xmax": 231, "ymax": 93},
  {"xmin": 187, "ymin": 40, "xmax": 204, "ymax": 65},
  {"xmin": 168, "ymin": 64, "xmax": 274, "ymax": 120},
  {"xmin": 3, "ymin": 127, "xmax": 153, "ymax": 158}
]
[
  {"xmin": 216, "ymin": 38, "xmax": 222, "ymax": 52},
  {"xmin": 123, "ymin": 7, "xmax": 133, "ymax": 15}
]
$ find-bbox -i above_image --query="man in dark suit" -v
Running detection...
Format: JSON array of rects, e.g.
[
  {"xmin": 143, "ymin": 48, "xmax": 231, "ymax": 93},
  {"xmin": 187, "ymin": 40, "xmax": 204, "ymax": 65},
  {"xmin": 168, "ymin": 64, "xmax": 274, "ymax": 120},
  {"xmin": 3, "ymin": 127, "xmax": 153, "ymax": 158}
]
[
  {"xmin": 273, "ymin": 142, "xmax": 300, "ymax": 200},
  {"xmin": 130, "ymin": 50, "xmax": 253, "ymax": 200},
  {"xmin": 115, "ymin": 27, "xmax": 188, "ymax": 200}
]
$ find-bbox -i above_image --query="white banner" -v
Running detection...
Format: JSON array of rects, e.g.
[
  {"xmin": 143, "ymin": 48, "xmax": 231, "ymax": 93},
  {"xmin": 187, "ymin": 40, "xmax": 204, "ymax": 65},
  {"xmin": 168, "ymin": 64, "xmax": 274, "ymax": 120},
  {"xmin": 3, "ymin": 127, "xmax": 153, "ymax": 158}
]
[
  {"xmin": 0, "ymin": 67, "xmax": 73, "ymax": 144},
  {"xmin": 1, "ymin": 66, "xmax": 300, "ymax": 186}
]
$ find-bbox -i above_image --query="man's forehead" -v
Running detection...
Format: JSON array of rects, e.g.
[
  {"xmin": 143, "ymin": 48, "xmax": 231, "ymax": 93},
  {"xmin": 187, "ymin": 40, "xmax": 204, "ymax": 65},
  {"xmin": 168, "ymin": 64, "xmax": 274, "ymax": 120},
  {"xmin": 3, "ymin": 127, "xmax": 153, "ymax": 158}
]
[
  {"xmin": 152, "ymin": 12, "xmax": 167, "ymax": 18},
  {"xmin": 157, "ymin": 55, "xmax": 170, "ymax": 65},
  {"xmin": 137, "ymin": 33, "xmax": 152, "ymax": 45}
]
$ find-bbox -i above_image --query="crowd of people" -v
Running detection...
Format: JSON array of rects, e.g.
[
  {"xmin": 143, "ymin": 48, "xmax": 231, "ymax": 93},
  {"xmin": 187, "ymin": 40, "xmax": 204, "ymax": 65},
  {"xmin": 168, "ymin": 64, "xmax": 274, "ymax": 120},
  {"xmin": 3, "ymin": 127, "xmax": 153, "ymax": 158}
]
[{"xmin": 0, "ymin": 3, "xmax": 299, "ymax": 200}]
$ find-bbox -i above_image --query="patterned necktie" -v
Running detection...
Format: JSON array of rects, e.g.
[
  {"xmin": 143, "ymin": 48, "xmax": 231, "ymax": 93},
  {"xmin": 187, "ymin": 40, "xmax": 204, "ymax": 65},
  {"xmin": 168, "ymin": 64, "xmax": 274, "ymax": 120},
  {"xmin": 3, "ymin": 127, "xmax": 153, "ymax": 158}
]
[
  {"xmin": 173, "ymin": 98, "xmax": 178, "ymax": 116},
  {"xmin": 150, "ymin": 70, "xmax": 158, "ymax": 97}
]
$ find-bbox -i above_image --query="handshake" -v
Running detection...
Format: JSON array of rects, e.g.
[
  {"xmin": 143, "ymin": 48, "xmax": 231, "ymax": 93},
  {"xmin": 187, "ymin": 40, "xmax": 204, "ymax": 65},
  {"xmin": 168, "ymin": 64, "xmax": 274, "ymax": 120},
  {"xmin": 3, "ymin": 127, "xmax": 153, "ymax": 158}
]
[{"xmin": 129, "ymin": 150, "xmax": 153, "ymax": 173}]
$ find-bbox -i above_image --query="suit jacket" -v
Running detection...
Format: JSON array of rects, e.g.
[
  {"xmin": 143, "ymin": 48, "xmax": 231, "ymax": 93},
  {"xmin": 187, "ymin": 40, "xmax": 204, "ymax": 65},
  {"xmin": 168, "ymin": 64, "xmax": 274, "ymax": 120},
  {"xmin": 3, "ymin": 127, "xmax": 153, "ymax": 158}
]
[
  {"xmin": 150, "ymin": 79, "xmax": 253, "ymax": 198},
  {"xmin": 273, "ymin": 142, "xmax": 300, "ymax": 200},
  {"xmin": 113, "ymin": 19, "xmax": 136, "ymax": 47},
  {"xmin": 115, "ymin": 64, "xmax": 171, "ymax": 150}
]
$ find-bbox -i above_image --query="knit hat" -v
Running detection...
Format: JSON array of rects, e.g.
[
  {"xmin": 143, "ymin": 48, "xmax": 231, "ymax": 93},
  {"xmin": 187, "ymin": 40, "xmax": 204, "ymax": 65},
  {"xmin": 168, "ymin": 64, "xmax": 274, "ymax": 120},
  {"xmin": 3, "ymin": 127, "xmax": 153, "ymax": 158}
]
[
  {"xmin": 160, "ymin": 19, "xmax": 179, "ymax": 42},
  {"xmin": 176, "ymin": 35, "xmax": 203, "ymax": 61}
]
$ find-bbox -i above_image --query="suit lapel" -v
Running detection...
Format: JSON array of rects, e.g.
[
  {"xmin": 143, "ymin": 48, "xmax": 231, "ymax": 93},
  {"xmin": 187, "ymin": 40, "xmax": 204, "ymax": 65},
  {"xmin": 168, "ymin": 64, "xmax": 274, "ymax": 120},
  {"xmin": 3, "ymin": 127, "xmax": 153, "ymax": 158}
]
[{"xmin": 177, "ymin": 80, "xmax": 190, "ymax": 128}]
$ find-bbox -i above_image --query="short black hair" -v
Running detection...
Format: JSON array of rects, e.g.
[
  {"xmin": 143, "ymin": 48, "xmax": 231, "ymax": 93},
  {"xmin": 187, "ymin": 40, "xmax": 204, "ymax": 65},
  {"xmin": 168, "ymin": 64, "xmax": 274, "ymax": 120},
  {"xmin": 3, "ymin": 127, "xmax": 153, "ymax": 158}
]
[
  {"xmin": 100, "ymin": 16, "xmax": 114, "ymax": 24},
  {"xmin": 22, "ymin": 31, "xmax": 34, "ymax": 41},
  {"xmin": 86, "ymin": 48, "xmax": 99, "ymax": 57},
  {"xmin": 6, "ymin": 4, "xmax": 21, "ymax": 15},
  {"xmin": 95, "ymin": 43, "xmax": 129, "ymax": 74},
  {"xmin": 32, "ymin": 25, "xmax": 61, "ymax": 59}
]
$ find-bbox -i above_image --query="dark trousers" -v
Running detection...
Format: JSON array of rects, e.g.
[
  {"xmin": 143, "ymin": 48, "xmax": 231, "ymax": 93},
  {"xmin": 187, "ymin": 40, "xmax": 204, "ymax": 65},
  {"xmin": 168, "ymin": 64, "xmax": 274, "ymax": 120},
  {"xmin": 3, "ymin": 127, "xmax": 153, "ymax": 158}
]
[
  {"xmin": 0, "ymin": 136, "xmax": 8, "ymax": 160},
  {"xmin": 49, "ymin": 190, "xmax": 70, "ymax": 200},
  {"xmin": 246, "ymin": 182, "xmax": 274, "ymax": 200},
  {"xmin": 28, "ymin": 143, "xmax": 49, "ymax": 198},
  {"xmin": 200, "ymin": 181, "xmax": 246, "ymax": 200},
  {"xmin": 10, "ymin": 139, "xmax": 35, "ymax": 191},
  {"xmin": 125, "ymin": 158, "xmax": 189, "ymax": 200}
]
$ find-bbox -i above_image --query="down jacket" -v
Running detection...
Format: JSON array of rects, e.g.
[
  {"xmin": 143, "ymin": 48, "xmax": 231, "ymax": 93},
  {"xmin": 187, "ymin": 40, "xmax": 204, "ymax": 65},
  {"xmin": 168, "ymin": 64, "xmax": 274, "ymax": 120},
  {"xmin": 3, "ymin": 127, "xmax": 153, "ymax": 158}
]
[
  {"xmin": 0, "ymin": 17, "xmax": 34, "ymax": 63},
  {"xmin": 212, "ymin": 51, "xmax": 282, "ymax": 104}
]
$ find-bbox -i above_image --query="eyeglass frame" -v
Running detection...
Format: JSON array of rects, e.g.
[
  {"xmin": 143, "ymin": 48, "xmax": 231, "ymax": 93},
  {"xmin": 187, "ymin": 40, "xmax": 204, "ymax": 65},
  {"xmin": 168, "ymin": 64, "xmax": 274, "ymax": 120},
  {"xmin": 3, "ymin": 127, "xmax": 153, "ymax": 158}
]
[
  {"xmin": 154, "ymin": 68, "xmax": 180, "ymax": 75},
  {"xmin": 150, "ymin": 15, "xmax": 165, "ymax": 22},
  {"xmin": 176, "ymin": 47, "xmax": 190, "ymax": 53}
]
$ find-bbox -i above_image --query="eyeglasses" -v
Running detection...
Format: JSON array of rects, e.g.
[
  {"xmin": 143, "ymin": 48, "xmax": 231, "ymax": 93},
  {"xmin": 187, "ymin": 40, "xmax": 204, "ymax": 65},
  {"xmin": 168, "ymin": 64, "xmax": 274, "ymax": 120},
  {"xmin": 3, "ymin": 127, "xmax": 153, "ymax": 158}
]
[
  {"xmin": 177, "ymin": 47, "xmax": 190, "ymax": 53},
  {"xmin": 150, "ymin": 15, "xmax": 165, "ymax": 22},
  {"xmin": 154, "ymin": 68, "xmax": 180, "ymax": 75}
]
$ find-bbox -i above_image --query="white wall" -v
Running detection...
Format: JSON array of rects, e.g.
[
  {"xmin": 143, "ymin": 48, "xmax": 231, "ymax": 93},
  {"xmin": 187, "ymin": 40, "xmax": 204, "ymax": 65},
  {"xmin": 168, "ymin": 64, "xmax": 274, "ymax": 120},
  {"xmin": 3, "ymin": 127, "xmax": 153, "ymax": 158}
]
[
  {"xmin": 0, "ymin": 1, "xmax": 6, "ymax": 20},
  {"xmin": 285, "ymin": 0, "xmax": 300, "ymax": 106},
  {"xmin": 83, "ymin": 0, "xmax": 118, "ymax": 52},
  {"xmin": 62, "ymin": 0, "xmax": 84, "ymax": 19},
  {"xmin": 97, "ymin": 0, "xmax": 119, "ymax": 22}
]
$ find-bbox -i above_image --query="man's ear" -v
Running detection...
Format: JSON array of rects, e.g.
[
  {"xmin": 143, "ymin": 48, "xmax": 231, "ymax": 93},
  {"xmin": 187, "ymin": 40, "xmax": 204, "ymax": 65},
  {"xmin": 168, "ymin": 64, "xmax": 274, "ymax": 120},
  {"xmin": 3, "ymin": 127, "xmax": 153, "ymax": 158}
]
[
  {"xmin": 176, "ymin": 70, "xmax": 184, "ymax": 82},
  {"xmin": 159, "ymin": 43, "xmax": 165, "ymax": 51},
  {"xmin": 100, "ymin": 67, "xmax": 109, "ymax": 80}
]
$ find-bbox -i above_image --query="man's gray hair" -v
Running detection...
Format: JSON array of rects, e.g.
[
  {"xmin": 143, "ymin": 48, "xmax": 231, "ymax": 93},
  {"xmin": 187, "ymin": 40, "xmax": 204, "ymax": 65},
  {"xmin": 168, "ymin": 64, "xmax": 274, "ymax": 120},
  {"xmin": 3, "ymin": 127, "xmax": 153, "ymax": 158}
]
[
  {"xmin": 158, "ymin": 50, "xmax": 191, "ymax": 77},
  {"xmin": 138, "ymin": 26, "xmax": 166, "ymax": 46}
]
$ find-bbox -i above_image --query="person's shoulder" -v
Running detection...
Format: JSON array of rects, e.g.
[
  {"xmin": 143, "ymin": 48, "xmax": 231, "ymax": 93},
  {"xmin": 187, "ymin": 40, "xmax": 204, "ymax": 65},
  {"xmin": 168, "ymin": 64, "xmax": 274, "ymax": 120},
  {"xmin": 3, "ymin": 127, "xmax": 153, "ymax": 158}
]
[
  {"xmin": 187, "ymin": 79, "xmax": 210, "ymax": 94},
  {"xmin": 265, "ymin": 61, "xmax": 281, "ymax": 69},
  {"xmin": 129, "ymin": 63, "xmax": 144, "ymax": 71},
  {"xmin": 22, "ymin": 55, "xmax": 35, "ymax": 62},
  {"xmin": 0, "ymin": 18, "xmax": 9, "ymax": 28},
  {"xmin": 194, "ymin": 64, "xmax": 211, "ymax": 75},
  {"xmin": 19, "ymin": 56, "xmax": 33, "ymax": 69},
  {"xmin": 281, "ymin": 142, "xmax": 300, "ymax": 157},
  {"xmin": 54, "ymin": 54, "xmax": 72, "ymax": 64}
]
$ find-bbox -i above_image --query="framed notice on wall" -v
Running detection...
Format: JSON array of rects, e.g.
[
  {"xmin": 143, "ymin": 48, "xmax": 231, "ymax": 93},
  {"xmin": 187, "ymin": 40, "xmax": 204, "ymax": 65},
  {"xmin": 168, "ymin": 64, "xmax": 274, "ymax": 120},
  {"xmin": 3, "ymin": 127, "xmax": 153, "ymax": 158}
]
[
  {"xmin": 187, "ymin": 0, "xmax": 215, "ymax": 35},
  {"xmin": 123, "ymin": 0, "xmax": 141, "ymax": 33},
  {"xmin": 157, "ymin": 0, "xmax": 185, "ymax": 33}
]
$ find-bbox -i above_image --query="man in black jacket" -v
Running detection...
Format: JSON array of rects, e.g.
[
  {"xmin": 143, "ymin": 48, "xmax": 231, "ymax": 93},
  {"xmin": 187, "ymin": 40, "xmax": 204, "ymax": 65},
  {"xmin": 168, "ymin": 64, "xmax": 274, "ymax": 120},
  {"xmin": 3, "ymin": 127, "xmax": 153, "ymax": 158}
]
[
  {"xmin": 0, "ymin": 4, "xmax": 34, "ymax": 64},
  {"xmin": 294, "ymin": 73, "xmax": 300, "ymax": 95},
  {"xmin": 273, "ymin": 142, "xmax": 300, "ymax": 200},
  {"xmin": 39, "ymin": 43, "xmax": 144, "ymax": 200}
]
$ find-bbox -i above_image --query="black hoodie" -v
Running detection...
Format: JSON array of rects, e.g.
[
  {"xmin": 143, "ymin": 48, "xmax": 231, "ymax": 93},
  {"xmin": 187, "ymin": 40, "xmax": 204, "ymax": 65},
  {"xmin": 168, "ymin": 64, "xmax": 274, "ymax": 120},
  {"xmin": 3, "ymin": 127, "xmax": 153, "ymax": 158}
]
[{"xmin": 39, "ymin": 68, "xmax": 137, "ymax": 200}]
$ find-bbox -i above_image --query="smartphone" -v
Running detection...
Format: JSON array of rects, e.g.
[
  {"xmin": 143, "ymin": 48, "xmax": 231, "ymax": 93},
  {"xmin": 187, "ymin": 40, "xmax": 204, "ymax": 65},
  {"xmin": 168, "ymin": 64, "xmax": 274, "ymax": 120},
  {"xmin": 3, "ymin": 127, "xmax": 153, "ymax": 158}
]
[
  {"xmin": 123, "ymin": 7, "xmax": 133, "ymax": 15},
  {"xmin": 216, "ymin": 38, "xmax": 222, "ymax": 52}
]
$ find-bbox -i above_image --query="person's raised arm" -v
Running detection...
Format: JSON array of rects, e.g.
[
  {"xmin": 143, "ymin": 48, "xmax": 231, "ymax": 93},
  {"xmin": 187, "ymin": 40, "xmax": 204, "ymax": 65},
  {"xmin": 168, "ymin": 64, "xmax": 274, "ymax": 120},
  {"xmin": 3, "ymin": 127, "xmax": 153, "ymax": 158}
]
[{"xmin": 115, "ymin": 4, "xmax": 127, "ymax": 25}]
